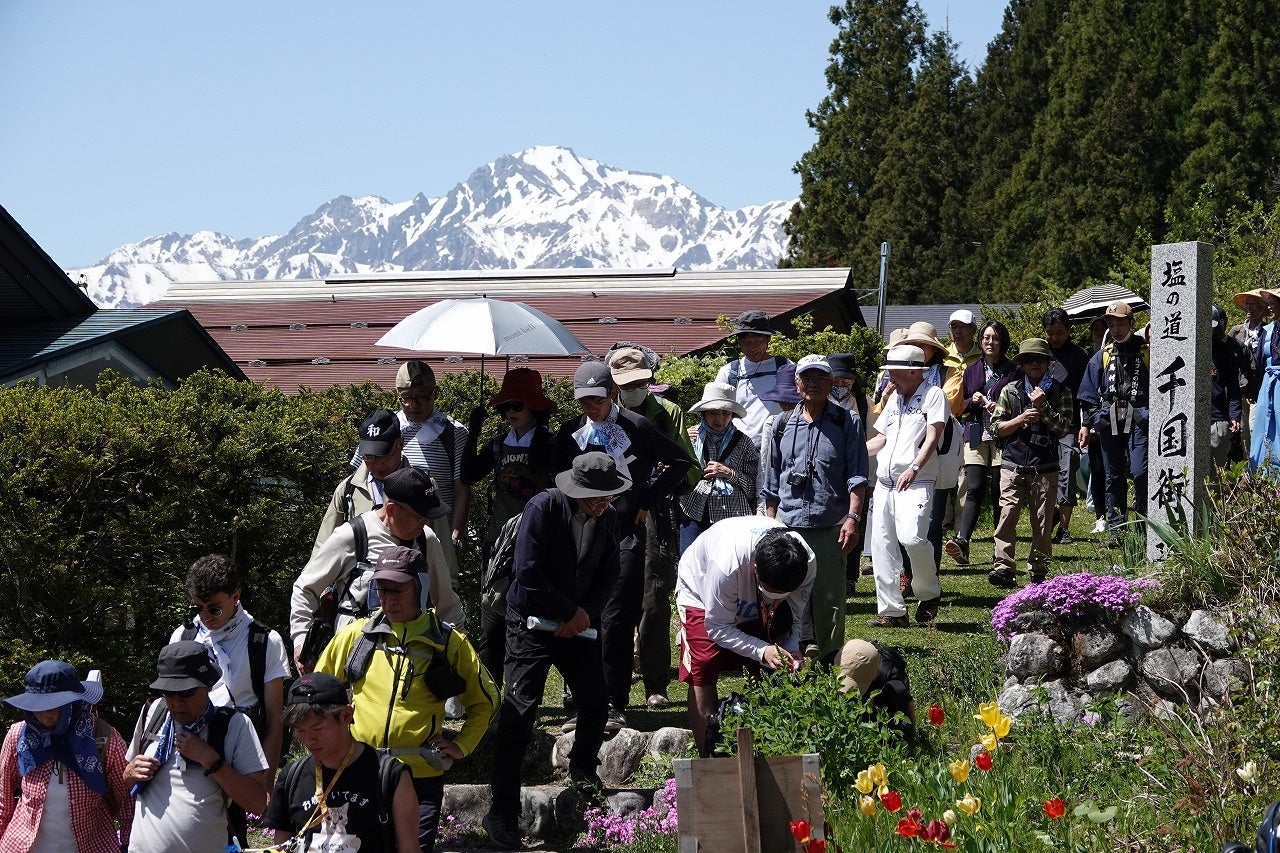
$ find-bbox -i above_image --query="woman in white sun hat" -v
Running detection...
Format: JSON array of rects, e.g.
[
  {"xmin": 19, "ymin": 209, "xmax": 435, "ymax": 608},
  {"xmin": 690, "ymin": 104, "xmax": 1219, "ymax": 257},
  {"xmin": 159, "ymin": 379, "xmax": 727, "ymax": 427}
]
[{"xmin": 678, "ymin": 382, "xmax": 759, "ymax": 552}]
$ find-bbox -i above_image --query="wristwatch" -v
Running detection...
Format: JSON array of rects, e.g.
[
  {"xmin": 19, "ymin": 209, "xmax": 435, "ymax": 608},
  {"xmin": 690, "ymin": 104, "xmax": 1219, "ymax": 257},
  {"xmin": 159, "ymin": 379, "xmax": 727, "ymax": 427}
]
[
  {"xmin": 910, "ymin": 464, "xmax": 921, "ymax": 472},
  {"xmin": 204, "ymin": 757, "xmax": 225, "ymax": 776},
  {"xmin": 845, "ymin": 512, "xmax": 861, "ymax": 522}
]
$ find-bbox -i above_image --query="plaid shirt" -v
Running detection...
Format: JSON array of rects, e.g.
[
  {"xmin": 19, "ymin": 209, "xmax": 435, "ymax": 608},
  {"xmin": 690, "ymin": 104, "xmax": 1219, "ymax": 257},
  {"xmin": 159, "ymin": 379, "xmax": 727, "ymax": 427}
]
[{"xmin": 0, "ymin": 721, "xmax": 134, "ymax": 853}]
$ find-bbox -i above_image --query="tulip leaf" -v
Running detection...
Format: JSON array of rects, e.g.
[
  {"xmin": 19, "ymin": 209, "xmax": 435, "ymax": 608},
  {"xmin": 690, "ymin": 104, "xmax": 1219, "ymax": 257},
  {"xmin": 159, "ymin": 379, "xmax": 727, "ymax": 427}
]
[{"xmin": 1086, "ymin": 806, "xmax": 1118, "ymax": 823}]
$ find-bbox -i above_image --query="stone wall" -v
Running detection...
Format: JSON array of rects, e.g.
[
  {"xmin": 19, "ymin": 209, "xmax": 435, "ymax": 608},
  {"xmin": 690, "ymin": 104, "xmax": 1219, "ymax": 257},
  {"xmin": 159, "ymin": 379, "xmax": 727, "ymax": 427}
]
[{"xmin": 996, "ymin": 605, "xmax": 1252, "ymax": 723}]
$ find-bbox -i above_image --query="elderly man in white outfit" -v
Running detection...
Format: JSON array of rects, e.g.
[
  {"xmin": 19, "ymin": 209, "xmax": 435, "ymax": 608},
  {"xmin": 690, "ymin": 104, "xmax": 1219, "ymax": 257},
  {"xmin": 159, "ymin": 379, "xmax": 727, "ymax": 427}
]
[{"xmin": 866, "ymin": 345, "xmax": 947, "ymax": 627}]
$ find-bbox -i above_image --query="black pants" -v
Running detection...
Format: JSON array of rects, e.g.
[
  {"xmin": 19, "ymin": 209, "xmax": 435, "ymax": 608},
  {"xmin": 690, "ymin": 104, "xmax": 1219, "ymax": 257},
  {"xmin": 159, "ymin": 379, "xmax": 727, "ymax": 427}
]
[
  {"xmin": 489, "ymin": 612, "xmax": 607, "ymax": 819},
  {"xmin": 956, "ymin": 464, "xmax": 1001, "ymax": 541},
  {"xmin": 638, "ymin": 512, "xmax": 678, "ymax": 697},
  {"xmin": 413, "ymin": 775, "xmax": 445, "ymax": 853},
  {"xmin": 477, "ymin": 606, "xmax": 506, "ymax": 689},
  {"xmin": 602, "ymin": 523, "xmax": 646, "ymax": 711}
]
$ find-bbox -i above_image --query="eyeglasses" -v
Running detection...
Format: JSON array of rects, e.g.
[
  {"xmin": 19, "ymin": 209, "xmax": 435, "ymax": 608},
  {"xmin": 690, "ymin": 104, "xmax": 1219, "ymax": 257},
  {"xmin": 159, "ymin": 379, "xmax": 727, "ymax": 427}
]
[
  {"xmin": 373, "ymin": 584, "xmax": 413, "ymax": 598},
  {"xmin": 163, "ymin": 687, "xmax": 200, "ymax": 699},
  {"xmin": 496, "ymin": 400, "xmax": 526, "ymax": 414},
  {"xmin": 799, "ymin": 374, "xmax": 830, "ymax": 386},
  {"xmin": 397, "ymin": 389, "xmax": 435, "ymax": 406},
  {"xmin": 189, "ymin": 603, "xmax": 225, "ymax": 619}
]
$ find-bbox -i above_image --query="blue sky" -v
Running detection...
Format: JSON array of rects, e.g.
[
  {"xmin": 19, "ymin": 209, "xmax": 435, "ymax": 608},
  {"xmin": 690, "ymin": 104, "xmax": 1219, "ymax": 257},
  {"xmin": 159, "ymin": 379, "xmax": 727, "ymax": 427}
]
[{"xmin": 0, "ymin": 1, "xmax": 1007, "ymax": 267}]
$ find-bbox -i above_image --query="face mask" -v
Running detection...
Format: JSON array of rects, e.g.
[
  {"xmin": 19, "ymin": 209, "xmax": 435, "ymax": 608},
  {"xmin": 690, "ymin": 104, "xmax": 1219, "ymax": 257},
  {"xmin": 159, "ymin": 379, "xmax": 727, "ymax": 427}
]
[
  {"xmin": 757, "ymin": 585, "xmax": 788, "ymax": 602},
  {"xmin": 619, "ymin": 387, "xmax": 648, "ymax": 407},
  {"xmin": 831, "ymin": 386, "xmax": 851, "ymax": 402}
]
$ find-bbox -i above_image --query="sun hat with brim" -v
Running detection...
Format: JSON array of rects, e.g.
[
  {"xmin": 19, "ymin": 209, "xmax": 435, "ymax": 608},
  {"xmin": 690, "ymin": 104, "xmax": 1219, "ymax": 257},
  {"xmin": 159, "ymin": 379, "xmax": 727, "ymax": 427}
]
[
  {"xmin": 879, "ymin": 344, "xmax": 927, "ymax": 372},
  {"xmin": 1233, "ymin": 289, "xmax": 1268, "ymax": 310},
  {"xmin": 149, "ymin": 641, "xmax": 220, "ymax": 693},
  {"xmin": 883, "ymin": 328, "xmax": 909, "ymax": 349},
  {"xmin": 759, "ymin": 363, "xmax": 802, "ymax": 404},
  {"xmin": 5, "ymin": 660, "xmax": 103, "ymax": 712},
  {"xmin": 899, "ymin": 321, "xmax": 946, "ymax": 354},
  {"xmin": 838, "ymin": 639, "xmax": 881, "ymax": 696},
  {"xmin": 828, "ymin": 353, "xmax": 859, "ymax": 380},
  {"xmin": 688, "ymin": 381, "xmax": 747, "ymax": 419},
  {"xmin": 555, "ymin": 451, "xmax": 632, "ymax": 499},
  {"xmin": 1014, "ymin": 338, "xmax": 1053, "ymax": 362},
  {"xmin": 490, "ymin": 367, "xmax": 554, "ymax": 412},
  {"xmin": 731, "ymin": 310, "xmax": 778, "ymax": 337}
]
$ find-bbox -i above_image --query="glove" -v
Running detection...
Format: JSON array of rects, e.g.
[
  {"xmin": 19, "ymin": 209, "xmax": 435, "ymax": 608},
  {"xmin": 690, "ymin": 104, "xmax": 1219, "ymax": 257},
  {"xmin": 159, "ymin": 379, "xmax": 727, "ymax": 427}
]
[{"xmin": 468, "ymin": 405, "xmax": 486, "ymax": 432}]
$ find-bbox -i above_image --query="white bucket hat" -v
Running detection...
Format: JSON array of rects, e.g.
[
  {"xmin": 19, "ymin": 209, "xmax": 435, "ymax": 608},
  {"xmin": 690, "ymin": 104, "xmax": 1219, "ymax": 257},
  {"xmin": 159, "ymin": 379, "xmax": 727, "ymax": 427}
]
[
  {"xmin": 688, "ymin": 381, "xmax": 747, "ymax": 419},
  {"xmin": 879, "ymin": 344, "xmax": 927, "ymax": 372}
]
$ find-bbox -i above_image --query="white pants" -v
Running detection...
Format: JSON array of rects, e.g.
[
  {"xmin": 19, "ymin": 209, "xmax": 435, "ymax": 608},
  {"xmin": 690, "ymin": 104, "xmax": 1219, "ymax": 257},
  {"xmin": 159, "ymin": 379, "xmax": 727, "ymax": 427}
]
[{"xmin": 871, "ymin": 480, "xmax": 941, "ymax": 617}]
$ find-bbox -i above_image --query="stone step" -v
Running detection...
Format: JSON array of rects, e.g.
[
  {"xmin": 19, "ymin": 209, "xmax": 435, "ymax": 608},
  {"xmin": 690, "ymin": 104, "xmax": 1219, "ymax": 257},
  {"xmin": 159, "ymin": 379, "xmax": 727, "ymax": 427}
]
[{"xmin": 441, "ymin": 783, "xmax": 656, "ymax": 848}]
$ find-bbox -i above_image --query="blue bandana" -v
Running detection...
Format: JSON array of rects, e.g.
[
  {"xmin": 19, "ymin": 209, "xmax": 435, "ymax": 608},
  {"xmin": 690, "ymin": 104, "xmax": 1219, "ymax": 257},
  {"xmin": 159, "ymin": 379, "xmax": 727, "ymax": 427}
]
[
  {"xmin": 130, "ymin": 701, "xmax": 217, "ymax": 796},
  {"xmin": 18, "ymin": 701, "xmax": 107, "ymax": 797}
]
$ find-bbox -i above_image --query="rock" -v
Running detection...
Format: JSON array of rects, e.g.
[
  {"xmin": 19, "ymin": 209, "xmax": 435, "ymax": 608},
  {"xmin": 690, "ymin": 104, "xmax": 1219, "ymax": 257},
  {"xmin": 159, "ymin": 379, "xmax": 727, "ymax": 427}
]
[
  {"xmin": 599, "ymin": 728, "xmax": 652, "ymax": 786},
  {"xmin": 1184, "ymin": 610, "xmax": 1234, "ymax": 654},
  {"xmin": 521, "ymin": 729, "xmax": 557, "ymax": 774},
  {"xmin": 606, "ymin": 791, "xmax": 651, "ymax": 820},
  {"xmin": 552, "ymin": 730, "xmax": 575, "ymax": 770},
  {"xmin": 519, "ymin": 786, "xmax": 561, "ymax": 839},
  {"xmin": 554, "ymin": 785, "xmax": 592, "ymax": 836},
  {"xmin": 1121, "ymin": 606, "xmax": 1178, "ymax": 649},
  {"xmin": 996, "ymin": 682, "xmax": 1040, "ymax": 718},
  {"xmin": 1007, "ymin": 610, "xmax": 1062, "ymax": 638},
  {"xmin": 1138, "ymin": 647, "xmax": 1202, "ymax": 699},
  {"xmin": 442, "ymin": 784, "xmax": 491, "ymax": 830},
  {"xmin": 1085, "ymin": 658, "xmax": 1133, "ymax": 692},
  {"xmin": 1006, "ymin": 632, "xmax": 1065, "ymax": 680},
  {"xmin": 649, "ymin": 727, "xmax": 694, "ymax": 760},
  {"xmin": 1203, "ymin": 658, "xmax": 1252, "ymax": 700},
  {"xmin": 1071, "ymin": 623, "xmax": 1127, "ymax": 670},
  {"xmin": 1041, "ymin": 679, "xmax": 1084, "ymax": 725}
]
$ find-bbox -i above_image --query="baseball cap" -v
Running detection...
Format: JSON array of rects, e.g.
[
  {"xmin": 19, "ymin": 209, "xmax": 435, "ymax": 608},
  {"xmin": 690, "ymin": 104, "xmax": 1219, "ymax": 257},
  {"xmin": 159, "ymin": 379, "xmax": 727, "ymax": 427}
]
[
  {"xmin": 358, "ymin": 408, "xmax": 401, "ymax": 456},
  {"xmin": 382, "ymin": 467, "xmax": 444, "ymax": 520},
  {"xmin": 574, "ymin": 360, "xmax": 615, "ymax": 399},
  {"xmin": 371, "ymin": 544, "xmax": 426, "ymax": 584},
  {"xmin": 795, "ymin": 354, "xmax": 832, "ymax": 375},
  {"xmin": 949, "ymin": 309, "xmax": 976, "ymax": 326},
  {"xmin": 287, "ymin": 672, "xmax": 349, "ymax": 706},
  {"xmin": 1104, "ymin": 301, "xmax": 1134, "ymax": 318},
  {"xmin": 607, "ymin": 347, "xmax": 653, "ymax": 385}
]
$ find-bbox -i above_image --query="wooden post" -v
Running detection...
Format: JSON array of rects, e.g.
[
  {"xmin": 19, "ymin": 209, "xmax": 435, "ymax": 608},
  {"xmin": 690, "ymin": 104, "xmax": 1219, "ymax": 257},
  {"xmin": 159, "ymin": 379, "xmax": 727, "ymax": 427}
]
[{"xmin": 736, "ymin": 728, "xmax": 762, "ymax": 853}]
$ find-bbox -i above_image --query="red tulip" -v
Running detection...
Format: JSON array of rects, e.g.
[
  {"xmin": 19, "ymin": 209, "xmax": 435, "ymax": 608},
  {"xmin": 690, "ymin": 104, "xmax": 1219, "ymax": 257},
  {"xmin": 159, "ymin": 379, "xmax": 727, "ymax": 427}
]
[
  {"xmin": 1044, "ymin": 797, "xmax": 1066, "ymax": 819},
  {"xmin": 897, "ymin": 817, "xmax": 923, "ymax": 838},
  {"xmin": 790, "ymin": 820, "xmax": 811, "ymax": 842},
  {"xmin": 880, "ymin": 789, "xmax": 903, "ymax": 813},
  {"xmin": 975, "ymin": 750, "xmax": 993, "ymax": 771},
  {"xmin": 923, "ymin": 818, "xmax": 952, "ymax": 843},
  {"xmin": 804, "ymin": 840, "xmax": 827, "ymax": 853},
  {"xmin": 928, "ymin": 703, "xmax": 945, "ymax": 726}
]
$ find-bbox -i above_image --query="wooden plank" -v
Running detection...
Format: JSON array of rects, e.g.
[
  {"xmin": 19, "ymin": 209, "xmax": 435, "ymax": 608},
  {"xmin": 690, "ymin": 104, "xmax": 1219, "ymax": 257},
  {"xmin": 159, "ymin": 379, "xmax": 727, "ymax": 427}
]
[
  {"xmin": 675, "ymin": 752, "xmax": 822, "ymax": 853},
  {"xmin": 674, "ymin": 759, "xmax": 699, "ymax": 853},
  {"xmin": 736, "ymin": 729, "xmax": 761, "ymax": 853}
]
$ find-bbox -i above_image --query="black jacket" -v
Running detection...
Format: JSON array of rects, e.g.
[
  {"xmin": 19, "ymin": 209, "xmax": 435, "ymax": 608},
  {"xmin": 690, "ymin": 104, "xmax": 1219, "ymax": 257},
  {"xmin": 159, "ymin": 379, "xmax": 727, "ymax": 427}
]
[{"xmin": 505, "ymin": 489, "xmax": 620, "ymax": 625}]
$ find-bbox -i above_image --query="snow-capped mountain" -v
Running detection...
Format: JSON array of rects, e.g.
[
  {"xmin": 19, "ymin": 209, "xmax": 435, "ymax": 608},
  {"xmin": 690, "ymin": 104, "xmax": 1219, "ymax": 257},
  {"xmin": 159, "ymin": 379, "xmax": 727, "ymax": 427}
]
[{"xmin": 72, "ymin": 146, "xmax": 795, "ymax": 307}]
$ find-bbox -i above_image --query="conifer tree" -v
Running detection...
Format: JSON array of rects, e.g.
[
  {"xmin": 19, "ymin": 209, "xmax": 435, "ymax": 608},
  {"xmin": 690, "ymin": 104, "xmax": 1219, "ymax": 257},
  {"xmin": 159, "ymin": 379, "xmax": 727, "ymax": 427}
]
[{"xmin": 782, "ymin": 0, "xmax": 927, "ymax": 277}]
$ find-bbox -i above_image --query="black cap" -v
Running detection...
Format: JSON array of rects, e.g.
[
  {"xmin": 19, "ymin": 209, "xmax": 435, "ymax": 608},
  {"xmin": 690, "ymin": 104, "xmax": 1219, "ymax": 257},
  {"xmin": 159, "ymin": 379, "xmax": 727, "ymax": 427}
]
[
  {"xmin": 358, "ymin": 408, "xmax": 401, "ymax": 456},
  {"xmin": 383, "ymin": 467, "xmax": 444, "ymax": 520},
  {"xmin": 828, "ymin": 353, "xmax": 858, "ymax": 379},
  {"xmin": 287, "ymin": 672, "xmax": 349, "ymax": 706},
  {"xmin": 574, "ymin": 360, "xmax": 615, "ymax": 399},
  {"xmin": 731, "ymin": 310, "xmax": 777, "ymax": 336},
  {"xmin": 371, "ymin": 544, "xmax": 426, "ymax": 584},
  {"xmin": 150, "ymin": 641, "xmax": 220, "ymax": 693}
]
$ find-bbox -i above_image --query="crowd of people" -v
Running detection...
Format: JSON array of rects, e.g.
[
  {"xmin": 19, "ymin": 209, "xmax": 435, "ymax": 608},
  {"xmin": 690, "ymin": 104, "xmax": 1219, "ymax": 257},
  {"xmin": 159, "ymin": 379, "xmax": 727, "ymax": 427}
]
[{"xmin": 6, "ymin": 295, "xmax": 1278, "ymax": 852}]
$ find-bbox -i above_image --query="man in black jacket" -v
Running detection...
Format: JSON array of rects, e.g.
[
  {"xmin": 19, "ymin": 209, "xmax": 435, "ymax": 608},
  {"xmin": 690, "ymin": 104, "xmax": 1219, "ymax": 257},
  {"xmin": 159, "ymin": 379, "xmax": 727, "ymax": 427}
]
[
  {"xmin": 552, "ymin": 360, "xmax": 695, "ymax": 731},
  {"xmin": 483, "ymin": 452, "xmax": 631, "ymax": 851}
]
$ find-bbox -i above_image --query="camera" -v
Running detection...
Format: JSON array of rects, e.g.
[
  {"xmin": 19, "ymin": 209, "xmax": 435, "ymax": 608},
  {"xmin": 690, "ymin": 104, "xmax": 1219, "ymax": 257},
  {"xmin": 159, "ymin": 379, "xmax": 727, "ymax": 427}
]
[{"xmin": 787, "ymin": 470, "xmax": 810, "ymax": 488}]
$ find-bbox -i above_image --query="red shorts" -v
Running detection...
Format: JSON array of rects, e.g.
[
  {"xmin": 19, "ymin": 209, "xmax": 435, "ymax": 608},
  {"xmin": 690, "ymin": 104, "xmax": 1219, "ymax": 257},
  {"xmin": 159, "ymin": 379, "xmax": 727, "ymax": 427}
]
[{"xmin": 677, "ymin": 605, "xmax": 765, "ymax": 686}]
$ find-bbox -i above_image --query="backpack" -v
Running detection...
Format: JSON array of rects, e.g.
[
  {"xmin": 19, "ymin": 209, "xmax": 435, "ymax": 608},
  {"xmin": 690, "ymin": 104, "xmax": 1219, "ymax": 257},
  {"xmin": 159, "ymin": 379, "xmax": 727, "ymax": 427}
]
[
  {"xmin": 277, "ymin": 749, "xmax": 409, "ymax": 852},
  {"xmin": 342, "ymin": 611, "xmax": 465, "ymax": 700},
  {"xmin": 139, "ymin": 701, "xmax": 248, "ymax": 847},
  {"xmin": 871, "ymin": 641, "xmax": 910, "ymax": 691},
  {"xmin": 726, "ymin": 356, "xmax": 787, "ymax": 390},
  {"xmin": 180, "ymin": 620, "xmax": 270, "ymax": 737},
  {"xmin": 481, "ymin": 489, "xmax": 562, "ymax": 615}
]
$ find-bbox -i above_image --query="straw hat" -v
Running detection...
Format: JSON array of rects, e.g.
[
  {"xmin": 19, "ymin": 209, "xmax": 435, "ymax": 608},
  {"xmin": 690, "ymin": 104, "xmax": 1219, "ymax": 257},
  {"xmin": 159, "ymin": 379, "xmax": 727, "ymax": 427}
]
[{"xmin": 899, "ymin": 321, "xmax": 946, "ymax": 354}]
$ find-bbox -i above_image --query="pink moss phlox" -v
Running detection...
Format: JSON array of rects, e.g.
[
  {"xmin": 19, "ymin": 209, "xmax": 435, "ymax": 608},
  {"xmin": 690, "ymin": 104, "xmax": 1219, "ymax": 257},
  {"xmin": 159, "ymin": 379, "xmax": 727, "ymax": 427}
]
[
  {"xmin": 990, "ymin": 571, "xmax": 1159, "ymax": 641},
  {"xmin": 583, "ymin": 777, "xmax": 679, "ymax": 845}
]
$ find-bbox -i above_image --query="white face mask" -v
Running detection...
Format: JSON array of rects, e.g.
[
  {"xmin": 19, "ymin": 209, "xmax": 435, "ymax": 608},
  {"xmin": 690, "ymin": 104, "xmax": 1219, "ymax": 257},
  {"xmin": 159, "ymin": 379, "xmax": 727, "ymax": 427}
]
[
  {"xmin": 757, "ymin": 585, "xmax": 788, "ymax": 602},
  {"xmin": 619, "ymin": 386, "xmax": 648, "ymax": 408}
]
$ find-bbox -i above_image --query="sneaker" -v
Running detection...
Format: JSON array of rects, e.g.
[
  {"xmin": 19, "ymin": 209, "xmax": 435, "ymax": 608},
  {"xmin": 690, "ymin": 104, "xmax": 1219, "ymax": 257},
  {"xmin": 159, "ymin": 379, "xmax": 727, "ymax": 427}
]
[
  {"xmin": 568, "ymin": 765, "xmax": 606, "ymax": 806},
  {"xmin": 915, "ymin": 597, "xmax": 941, "ymax": 625},
  {"xmin": 802, "ymin": 642, "xmax": 821, "ymax": 660},
  {"xmin": 560, "ymin": 716, "xmax": 578, "ymax": 734},
  {"xmin": 483, "ymin": 811, "xmax": 522, "ymax": 850},
  {"xmin": 1057, "ymin": 530, "xmax": 1074, "ymax": 545},
  {"xmin": 646, "ymin": 694, "xmax": 670, "ymax": 710},
  {"xmin": 867, "ymin": 614, "xmax": 909, "ymax": 628},
  {"xmin": 1092, "ymin": 517, "xmax": 1107, "ymax": 534},
  {"xmin": 1051, "ymin": 526, "xmax": 1067, "ymax": 544},
  {"xmin": 944, "ymin": 538, "xmax": 969, "ymax": 566},
  {"xmin": 604, "ymin": 707, "xmax": 626, "ymax": 734},
  {"xmin": 988, "ymin": 568, "xmax": 1018, "ymax": 589}
]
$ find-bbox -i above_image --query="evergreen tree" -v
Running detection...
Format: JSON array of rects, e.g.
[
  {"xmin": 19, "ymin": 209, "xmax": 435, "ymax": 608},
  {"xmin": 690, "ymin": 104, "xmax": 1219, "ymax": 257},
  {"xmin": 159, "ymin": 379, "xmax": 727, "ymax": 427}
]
[
  {"xmin": 1168, "ymin": 0, "xmax": 1280, "ymax": 231},
  {"xmin": 782, "ymin": 0, "xmax": 927, "ymax": 279},
  {"xmin": 860, "ymin": 29, "xmax": 977, "ymax": 304}
]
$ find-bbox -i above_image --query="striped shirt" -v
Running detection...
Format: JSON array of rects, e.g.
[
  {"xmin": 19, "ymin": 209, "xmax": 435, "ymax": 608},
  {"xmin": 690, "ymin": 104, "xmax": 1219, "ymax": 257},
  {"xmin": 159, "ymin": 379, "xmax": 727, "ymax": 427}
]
[{"xmin": 351, "ymin": 410, "xmax": 468, "ymax": 510}]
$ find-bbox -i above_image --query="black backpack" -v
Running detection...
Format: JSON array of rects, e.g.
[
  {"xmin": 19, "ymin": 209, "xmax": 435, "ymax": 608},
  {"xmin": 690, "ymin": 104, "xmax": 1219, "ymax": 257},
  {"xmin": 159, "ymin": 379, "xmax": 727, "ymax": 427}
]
[
  {"xmin": 277, "ymin": 749, "xmax": 409, "ymax": 852},
  {"xmin": 871, "ymin": 641, "xmax": 910, "ymax": 690},
  {"xmin": 139, "ymin": 702, "xmax": 250, "ymax": 847},
  {"xmin": 480, "ymin": 488, "xmax": 561, "ymax": 615}
]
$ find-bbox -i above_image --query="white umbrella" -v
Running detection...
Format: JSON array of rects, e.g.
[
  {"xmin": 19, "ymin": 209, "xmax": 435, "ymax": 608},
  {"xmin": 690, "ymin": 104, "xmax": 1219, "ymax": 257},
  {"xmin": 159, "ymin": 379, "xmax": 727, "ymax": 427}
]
[
  {"xmin": 1062, "ymin": 284, "xmax": 1149, "ymax": 319},
  {"xmin": 376, "ymin": 297, "xmax": 588, "ymax": 356}
]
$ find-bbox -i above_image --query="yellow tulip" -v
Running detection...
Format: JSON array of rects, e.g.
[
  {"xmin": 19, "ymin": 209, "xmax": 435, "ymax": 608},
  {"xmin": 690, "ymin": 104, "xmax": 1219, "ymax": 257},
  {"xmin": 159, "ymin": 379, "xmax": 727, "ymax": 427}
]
[
  {"xmin": 855, "ymin": 770, "xmax": 874, "ymax": 795},
  {"xmin": 993, "ymin": 713, "xmax": 1013, "ymax": 739},
  {"xmin": 860, "ymin": 796, "xmax": 877, "ymax": 817},
  {"xmin": 878, "ymin": 783, "xmax": 889, "ymax": 798},
  {"xmin": 956, "ymin": 793, "xmax": 981, "ymax": 816},
  {"xmin": 975, "ymin": 701, "xmax": 1001, "ymax": 728},
  {"xmin": 980, "ymin": 732, "xmax": 998, "ymax": 752},
  {"xmin": 948, "ymin": 759, "xmax": 970, "ymax": 783},
  {"xmin": 868, "ymin": 763, "xmax": 889, "ymax": 787}
]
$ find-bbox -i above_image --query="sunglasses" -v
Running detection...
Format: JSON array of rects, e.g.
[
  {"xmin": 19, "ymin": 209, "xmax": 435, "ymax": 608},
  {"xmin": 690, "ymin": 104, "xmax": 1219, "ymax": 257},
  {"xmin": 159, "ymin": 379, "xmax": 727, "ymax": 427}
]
[
  {"xmin": 162, "ymin": 687, "xmax": 200, "ymax": 699},
  {"xmin": 189, "ymin": 603, "xmax": 225, "ymax": 619},
  {"xmin": 496, "ymin": 400, "xmax": 526, "ymax": 414},
  {"xmin": 373, "ymin": 584, "xmax": 414, "ymax": 598}
]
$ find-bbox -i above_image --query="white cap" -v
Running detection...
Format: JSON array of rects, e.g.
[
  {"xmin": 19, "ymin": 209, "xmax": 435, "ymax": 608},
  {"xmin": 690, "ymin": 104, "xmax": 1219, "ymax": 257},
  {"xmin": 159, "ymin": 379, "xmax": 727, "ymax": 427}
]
[
  {"xmin": 795, "ymin": 354, "xmax": 832, "ymax": 375},
  {"xmin": 949, "ymin": 309, "xmax": 975, "ymax": 326}
]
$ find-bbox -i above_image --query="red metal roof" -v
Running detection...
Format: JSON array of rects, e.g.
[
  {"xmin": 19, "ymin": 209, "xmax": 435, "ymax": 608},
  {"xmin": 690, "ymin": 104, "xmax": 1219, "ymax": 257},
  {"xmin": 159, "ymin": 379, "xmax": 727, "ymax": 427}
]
[{"xmin": 163, "ymin": 278, "xmax": 864, "ymax": 393}]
